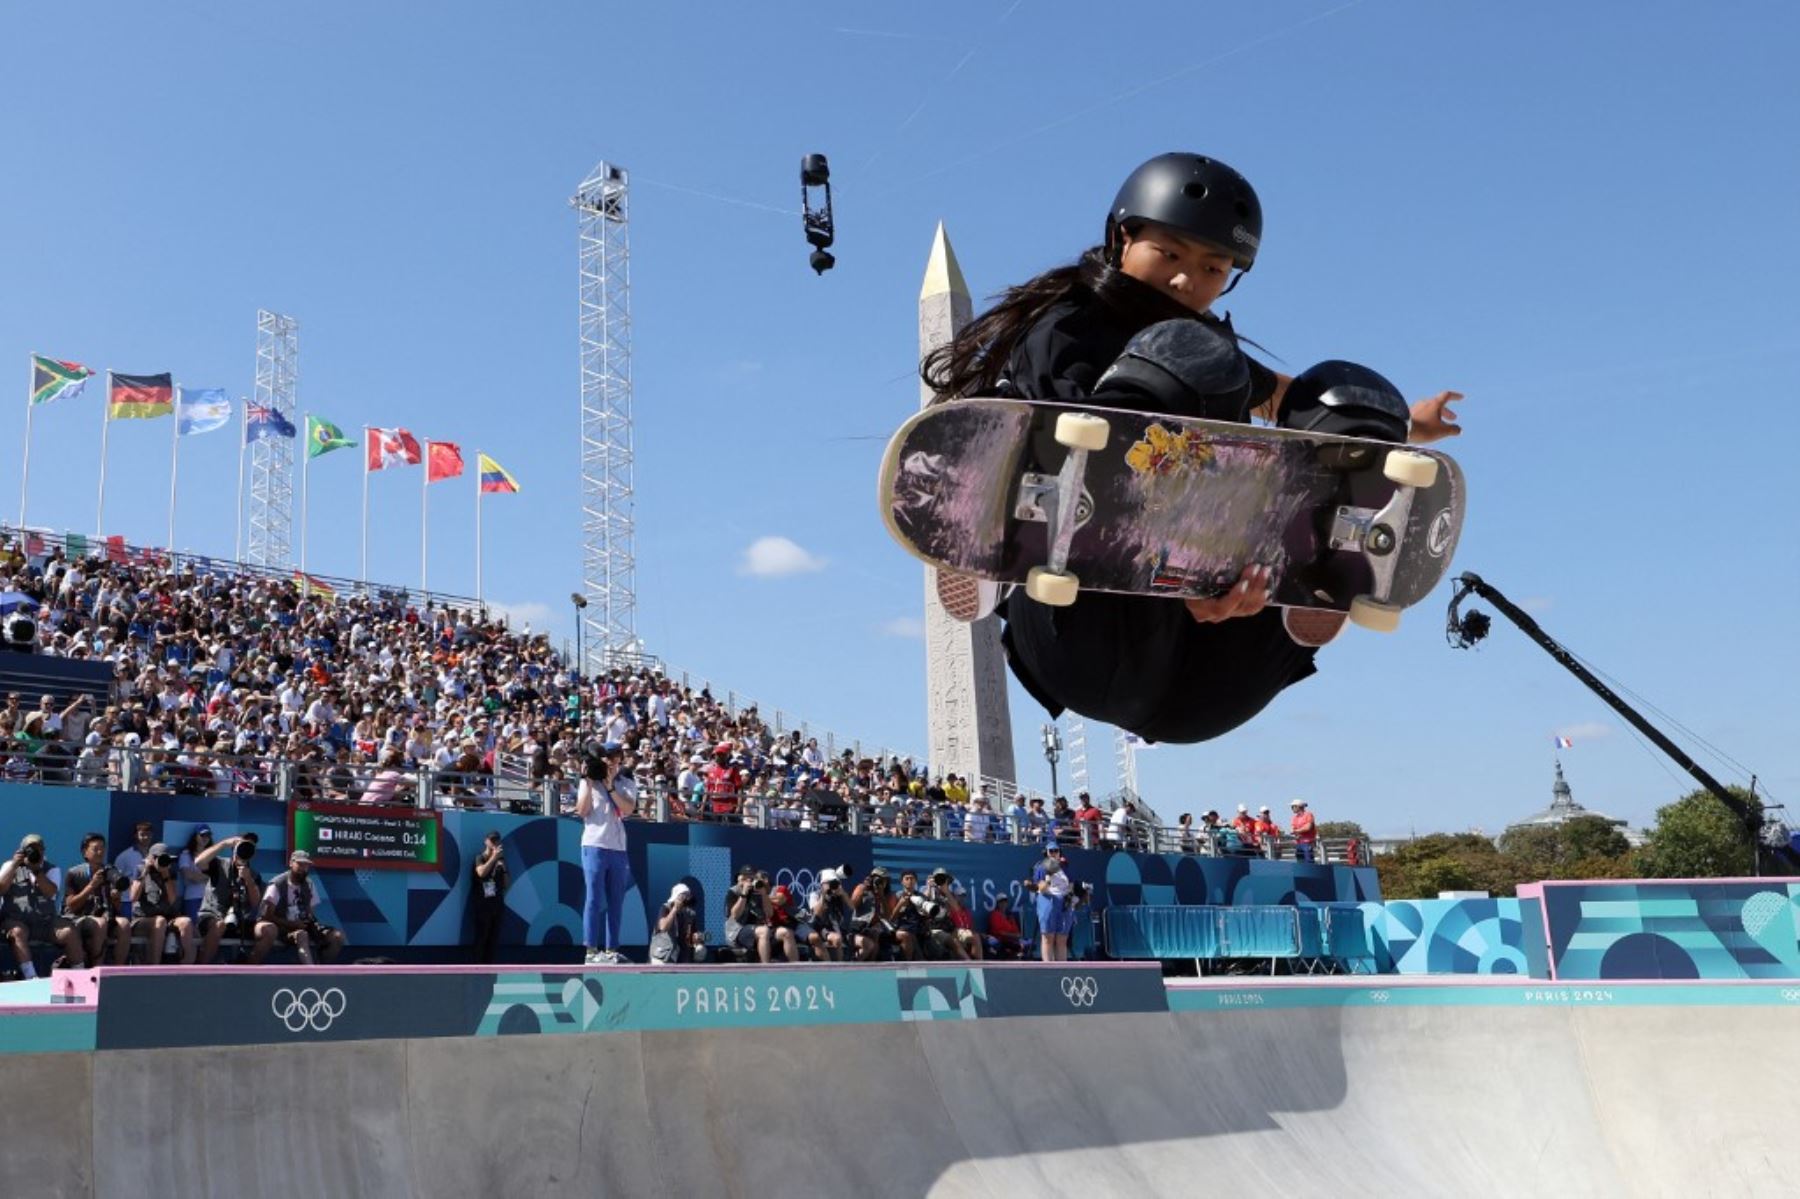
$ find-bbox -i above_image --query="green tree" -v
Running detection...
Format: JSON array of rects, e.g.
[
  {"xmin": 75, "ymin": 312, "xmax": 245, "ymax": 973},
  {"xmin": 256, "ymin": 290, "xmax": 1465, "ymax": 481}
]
[
  {"xmin": 1636, "ymin": 786, "xmax": 1763, "ymax": 879},
  {"xmin": 1375, "ymin": 833, "xmax": 1531, "ymax": 899},
  {"xmin": 1315, "ymin": 820, "xmax": 1368, "ymax": 842},
  {"xmin": 1498, "ymin": 815, "xmax": 1632, "ymax": 881}
]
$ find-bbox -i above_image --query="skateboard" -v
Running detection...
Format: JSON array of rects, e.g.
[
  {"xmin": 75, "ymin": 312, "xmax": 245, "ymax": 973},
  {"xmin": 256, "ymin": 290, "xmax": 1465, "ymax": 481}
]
[{"xmin": 879, "ymin": 398, "xmax": 1466, "ymax": 631}]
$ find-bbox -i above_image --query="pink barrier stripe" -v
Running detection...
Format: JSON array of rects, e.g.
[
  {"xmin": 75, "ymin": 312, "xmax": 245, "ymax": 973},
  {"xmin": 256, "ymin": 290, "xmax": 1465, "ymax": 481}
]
[
  {"xmin": 1530, "ymin": 876, "xmax": 1799, "ymax": 888},
  {"xmin": 79, "ymin": 960, "xmax": 1154, "ymax": 980},
  {"xmin": 1164, "ymin": 975, "xmax": 1800, "ymax": 990}
]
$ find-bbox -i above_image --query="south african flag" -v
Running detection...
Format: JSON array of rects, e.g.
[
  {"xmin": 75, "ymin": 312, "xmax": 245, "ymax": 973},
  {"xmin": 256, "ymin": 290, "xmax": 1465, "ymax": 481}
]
[
  {"xmin": 305, "ymin": 414, "xmax": 356, "ymax": 460},
  {"xmin": 30, "ymin": 354, "xmax": 95, "ymax": 407}
]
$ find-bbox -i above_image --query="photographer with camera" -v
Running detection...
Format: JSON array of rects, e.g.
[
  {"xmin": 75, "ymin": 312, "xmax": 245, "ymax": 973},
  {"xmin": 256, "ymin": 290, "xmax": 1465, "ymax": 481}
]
[
  {"xmin": 192, "ymin": 833, "xmax": 274, "ymax": 964},
  {"xmin": 650, "ymin": 882, "xmax": 707, "ymax": 964},
  {"xmin": 130, "ymin": 841, "xmax": 197, "ymax": 964},
  {"xmin": 807, "ymin": 867, "xmax": 854, "ymax": 962},
  {"xmin": 848, "ymin": 866, "xmax": 897, "ymax": 960},
  {"xmin": 62, "ymin": 833, "xmax": 132, "ymax": 966},
  {"xmin": 927, "ymin": 868, "xmax": 982, "ymax": 961},
  {"xmin": 255, "ymin": 851, "xmax": 345, "ymax": 965},
  {"xmin": 469, "ymin": 830, "xmax": 509, "ymax": 964},
  {"xmin": 0, "ymin": 836, "xmax": 62, "ymax": 974},
  {"xmin": 885, "ymin": 869, "xmax": 936, "ymax": 961},
  {"xmin": 1032, "ymin": 846, "xmax": 1076, "ymax": 963},
  {"xmin": 576, "ymin": 741, "xmax": 636, "ymax": 965},
  {"xmin": 723, "ymin": 862, "xmax": 772, "ymax": 962}
]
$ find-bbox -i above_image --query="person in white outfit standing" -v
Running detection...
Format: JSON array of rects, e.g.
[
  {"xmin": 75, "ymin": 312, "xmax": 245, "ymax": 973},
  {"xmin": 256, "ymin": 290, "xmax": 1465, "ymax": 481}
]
[{"xmin": 576, "ymin": 741, "xmax": 637, "ymax": 964}]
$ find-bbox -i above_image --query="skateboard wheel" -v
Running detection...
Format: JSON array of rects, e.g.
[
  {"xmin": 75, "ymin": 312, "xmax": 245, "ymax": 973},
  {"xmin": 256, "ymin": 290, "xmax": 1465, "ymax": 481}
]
[
  {"xmin": 1347, "ymin": 597, "xmax": 1402, "ymax": 633},
  {"xmin": 1025, "ymin": 567, "xmax": 1080, "ymax": 607},
  {"xmin": 1382, "ymin": 450, "xmax": 1438, "ymax": 489},
  {"xmin": 1054, "ymin": 413, "xmax": 1110, "ymax": 452}
]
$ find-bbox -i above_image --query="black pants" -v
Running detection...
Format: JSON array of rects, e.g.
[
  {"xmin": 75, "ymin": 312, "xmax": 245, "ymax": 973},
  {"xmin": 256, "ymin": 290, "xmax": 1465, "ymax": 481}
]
[
  {"xmin": 1001, "ymin": 590, "xmax": 1318, "ymax": 744},
  {"xmin": 471, "ymin": 899, "xmax": 504, "ymax": 964}
]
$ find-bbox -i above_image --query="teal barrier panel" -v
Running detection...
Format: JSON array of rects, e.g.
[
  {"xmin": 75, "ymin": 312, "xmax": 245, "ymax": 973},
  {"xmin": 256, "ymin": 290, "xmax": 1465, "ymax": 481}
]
[{"xmin": 1219, "ymin": 907, "xmax": 1299, "ymax": 957}]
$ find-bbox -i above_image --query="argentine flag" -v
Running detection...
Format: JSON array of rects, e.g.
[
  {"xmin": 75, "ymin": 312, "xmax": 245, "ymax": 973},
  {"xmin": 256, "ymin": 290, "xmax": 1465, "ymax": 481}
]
[{"xmin": 176, "ymin": 387, "xmax": 232, "ymax": 437}]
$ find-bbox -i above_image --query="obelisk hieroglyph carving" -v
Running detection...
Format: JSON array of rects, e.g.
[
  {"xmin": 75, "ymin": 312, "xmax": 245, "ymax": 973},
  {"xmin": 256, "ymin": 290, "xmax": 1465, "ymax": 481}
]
[{"xmin": 919, "ymin": 222, "xmax": 1017, "ymax": 788}]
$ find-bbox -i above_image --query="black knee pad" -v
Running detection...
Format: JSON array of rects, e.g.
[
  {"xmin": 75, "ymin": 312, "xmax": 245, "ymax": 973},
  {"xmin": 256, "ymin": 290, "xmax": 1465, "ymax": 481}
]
[
  {"xmin": 1095, "ymin": 319, "xmax": 1252, "ymax": 419},
  {"xmin": 1279, "ymin": 360, "xmax": 1409, "ymax": 443}
]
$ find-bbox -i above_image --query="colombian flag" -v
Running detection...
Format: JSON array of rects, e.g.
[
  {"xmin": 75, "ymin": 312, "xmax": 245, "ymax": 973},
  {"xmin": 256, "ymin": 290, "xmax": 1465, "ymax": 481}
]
[
  {"xmin": 477, "ymin": 453, "xmax": 519, "ymax": 494},
  {"xmin": 109, "ymin": 372, "xmax": 174, "ymax": 419}
]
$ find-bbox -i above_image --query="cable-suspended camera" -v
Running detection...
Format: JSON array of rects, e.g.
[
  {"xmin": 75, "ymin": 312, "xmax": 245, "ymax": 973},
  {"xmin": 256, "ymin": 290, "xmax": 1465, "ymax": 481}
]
[{"xmin": 800, "ymin": 153, "xmax": 835, "ymax": 275}]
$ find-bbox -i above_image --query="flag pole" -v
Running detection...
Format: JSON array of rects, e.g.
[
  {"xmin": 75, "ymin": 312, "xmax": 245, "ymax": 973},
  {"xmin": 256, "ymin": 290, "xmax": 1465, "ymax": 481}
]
[
  {"xmin": 360, "ymin": 427, "xmax": 370, "ymax": 583},
  {"xmin": 300, "ymin": 414, "xmax": 311, "ymax": 574},
  {"xmin": 19, "ymin": 352, "xmax": 36, "ymax": 529},
  {"xmin": 475, "ymin": 460, "xmax": 483, "ymax": 605},
  {"xmin": 95, "ymin": 372, "xmax": 113, "ymax": 536},
  {"xmin": 420, "ymin": 447, "xmax": 429, "ymax": 596},
  {"xmin": 167, "ymin": 384, "xmax": 182, "ymax": 550},
  {"xmin": 233, "ymin": 398, "xmax": 247, "ymax": 562}
]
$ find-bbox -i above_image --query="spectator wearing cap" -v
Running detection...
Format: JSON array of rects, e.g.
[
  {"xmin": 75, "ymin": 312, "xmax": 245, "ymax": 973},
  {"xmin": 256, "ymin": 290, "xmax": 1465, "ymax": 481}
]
[
  {"xmin": 1231, "ymin": 804, "xmax": 1258, "ymax": 846},
  {"xmin": 963, "ymin": 793, "xmax": 995, "ymax": 844},
  {"xmin": 703, "ymin": 742, "xmax": 745, "ymax": 821},
  {"xmin": 469, "ymin": 831, "xmax": 509, "ymax": 964},
  {"xmin": 62, "ymin": 832, "xmax": 131, "ymax": 967},
  {"xmin": 807, "ymin": 868, "xmax": 854, "ymax": 962},
  {"xmin": 192, "ymin": 834, "xmax": 273, "ymax": 964},
  {"xmin": 2, "ymin": 834, "xmax": 80, "ymax": 975},
  {"xmin": 576, "ymin": 741, "xmax": 636, "ymax": 965},
  {"xmin": 650, "ymin": 882, "xmax": 705, "ymax": 963},
  {"xmin": 977, "ymin": 895, "xmax": 1015, "ymax": 960},
  {"xmin": 928, "ymin": 869, "xmax": 982, "ymax": 961},
  {"xmin": 1254, "ymin": 806, "xmax": 1283, "ymax": 859},
  {"xmin": 762, "ymin": 878, "xmax": 803, "ymax": 963},
  {"xmin": 1032, "ymin": 846, "xmax": 1076, "ymax": 962},
  {"xmin": 1074, "ymin": 792, "xmax": 1105, "ymax": 846},
  {"xmin": 130, "ymin": 841, "xmax": 196, "ymax": 964},
  {"xmin": 1290, "ymin": 799, "xmax": 1318, "ymax": 862},
  {"xmin": 256, "ymin": 851, "xmax": 345, "ymax": 965}
]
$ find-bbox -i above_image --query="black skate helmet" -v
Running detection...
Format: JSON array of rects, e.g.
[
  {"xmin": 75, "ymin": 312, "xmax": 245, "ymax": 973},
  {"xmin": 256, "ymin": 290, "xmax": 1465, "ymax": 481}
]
[
  {"xmin": 1106, "ymin": 153, "xmax": 1262, "ymax": 271},
  {"xmin": 1280, "ymin": 360, "xmax": 1411, "ymax": 442}
]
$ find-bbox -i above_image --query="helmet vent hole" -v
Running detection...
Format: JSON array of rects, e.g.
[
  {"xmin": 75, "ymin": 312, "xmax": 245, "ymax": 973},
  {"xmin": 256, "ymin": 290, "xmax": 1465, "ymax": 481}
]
[{"xmin": 1182, "ymin": 182, "xmax": 1210, "ymax": 201}]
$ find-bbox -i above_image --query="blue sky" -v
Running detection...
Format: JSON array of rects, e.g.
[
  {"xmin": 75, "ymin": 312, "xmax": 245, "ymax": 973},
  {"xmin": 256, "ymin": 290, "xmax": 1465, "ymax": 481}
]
[{"xmin": 4, "ymin": 2, "xmax": 1796, "ymax": 836}]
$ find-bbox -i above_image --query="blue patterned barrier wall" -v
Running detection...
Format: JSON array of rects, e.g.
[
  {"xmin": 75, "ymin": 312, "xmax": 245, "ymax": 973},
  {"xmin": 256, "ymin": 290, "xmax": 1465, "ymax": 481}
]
[
  {"xmin": 1359, "ymin": 898, "xmax": 1547, "ymax": 976},
  {"xmin": 0, "ymin": 786, "xmax": 1379, "ymax": 954},
  {"xmin": 1530, "ymin": 879, "xmax": 1800, "ymax": 980}
]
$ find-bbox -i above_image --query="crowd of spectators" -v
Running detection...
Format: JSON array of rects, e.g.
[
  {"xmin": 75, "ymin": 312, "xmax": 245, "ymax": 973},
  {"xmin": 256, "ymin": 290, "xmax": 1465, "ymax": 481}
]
[{"xmin": 1, "ymin": 535, "xmax": 1346, "ymax": 860}]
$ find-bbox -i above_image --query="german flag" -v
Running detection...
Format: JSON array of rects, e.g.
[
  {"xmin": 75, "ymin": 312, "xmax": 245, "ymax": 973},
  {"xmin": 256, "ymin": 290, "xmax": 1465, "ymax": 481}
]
[{"xmin": 108, "ymin": 372, "xmax": 174, "ymax": 419}]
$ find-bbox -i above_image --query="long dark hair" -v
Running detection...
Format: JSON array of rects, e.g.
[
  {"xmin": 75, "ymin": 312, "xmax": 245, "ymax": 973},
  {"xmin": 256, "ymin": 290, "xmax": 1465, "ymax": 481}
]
[{"xmin": 919, "ymin": 245, "xmax": 1203, "ymax": 401}]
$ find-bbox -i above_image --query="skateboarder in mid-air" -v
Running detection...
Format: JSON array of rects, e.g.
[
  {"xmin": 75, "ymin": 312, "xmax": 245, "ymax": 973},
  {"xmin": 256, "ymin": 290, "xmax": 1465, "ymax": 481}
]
[{"xmin": 919, "ymin": 152, "xmax": 1469, "ymax": 744}]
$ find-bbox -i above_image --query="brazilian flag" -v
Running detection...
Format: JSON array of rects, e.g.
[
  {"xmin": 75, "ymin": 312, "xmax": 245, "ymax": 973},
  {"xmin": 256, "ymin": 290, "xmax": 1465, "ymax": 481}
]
[{"xmin": 305, "ymin": 414, "xmax": 356, "ymax": 460}]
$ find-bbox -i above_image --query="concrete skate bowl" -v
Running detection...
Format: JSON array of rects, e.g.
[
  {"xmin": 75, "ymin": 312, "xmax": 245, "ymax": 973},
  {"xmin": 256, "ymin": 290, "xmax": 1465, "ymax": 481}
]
[{"xmin": 22, "ymin": 991, "xmax": 1800, "ymax": 1198}]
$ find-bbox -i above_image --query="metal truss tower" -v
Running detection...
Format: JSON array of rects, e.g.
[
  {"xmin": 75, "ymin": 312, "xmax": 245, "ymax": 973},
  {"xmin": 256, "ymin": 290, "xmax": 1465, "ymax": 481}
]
[
  {"xmin": 1062, "ymin": 717, "xmax": 1090, "ymax": 796},
  {"xmin": 572, "ymin": 161, "xmax": 637, "ymax": 669},
  {"xmin": 1113, "ymin": 726, "xmax": 1140, "ymax": 800},
  {"xmin": 245, "ymin": 310, "xmax": 298, "ymax": 567}
]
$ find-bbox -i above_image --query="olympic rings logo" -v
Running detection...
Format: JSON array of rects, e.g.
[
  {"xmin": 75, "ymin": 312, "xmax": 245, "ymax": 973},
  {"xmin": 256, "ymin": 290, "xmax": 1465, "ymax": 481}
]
[
  {"xmin": 271, "ymin": 987, "xmax": 348, "ymax": 1033},
  {"xmin": 1060, "ymin": 976, "xmax": 1100, "ymax": 1007}
]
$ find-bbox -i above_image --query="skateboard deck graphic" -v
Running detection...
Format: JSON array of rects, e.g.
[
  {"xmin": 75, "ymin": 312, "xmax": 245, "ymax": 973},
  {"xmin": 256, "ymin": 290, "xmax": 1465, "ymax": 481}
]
[{"xmin": 879, "ymin": 398, "xmax": 1466, "ymax": 622}]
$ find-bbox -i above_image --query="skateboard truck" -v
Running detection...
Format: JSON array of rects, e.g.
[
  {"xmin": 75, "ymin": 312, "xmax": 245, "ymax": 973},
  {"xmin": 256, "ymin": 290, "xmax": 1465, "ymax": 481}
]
[
  {"xmin": 1331, "ymin": 448, "xmax": 1442, "ymax": 631},
  {"xmin": 1014, "ymin": 412, "xmax": 1111, "ymax": 606}
]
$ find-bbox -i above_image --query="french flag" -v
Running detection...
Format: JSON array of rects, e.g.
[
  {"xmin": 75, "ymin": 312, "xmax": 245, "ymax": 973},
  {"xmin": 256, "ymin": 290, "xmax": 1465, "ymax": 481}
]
[{"xmin": 1553, "ymin": 736, "xmax": 1574, "ymax": 749}]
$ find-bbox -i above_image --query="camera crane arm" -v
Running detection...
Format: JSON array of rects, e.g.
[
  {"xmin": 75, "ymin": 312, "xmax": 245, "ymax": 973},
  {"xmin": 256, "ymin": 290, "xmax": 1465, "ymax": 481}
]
[{"xmin": 1446, "ymin": 571, "xmax": 1791, "ymax": 867}]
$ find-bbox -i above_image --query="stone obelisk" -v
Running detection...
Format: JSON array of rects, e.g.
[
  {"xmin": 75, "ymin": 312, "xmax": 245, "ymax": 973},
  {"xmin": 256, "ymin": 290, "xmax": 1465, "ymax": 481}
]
[{"xmin": 919, "ymin": 222, "xmax": 1017, "ymax": 788}]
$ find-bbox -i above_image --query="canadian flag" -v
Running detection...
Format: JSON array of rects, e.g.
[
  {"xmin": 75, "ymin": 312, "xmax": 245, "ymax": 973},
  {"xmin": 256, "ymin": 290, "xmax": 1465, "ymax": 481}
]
[{"xmin": 367, "ymin": 427, "xmax": 422, "ymax": 472}]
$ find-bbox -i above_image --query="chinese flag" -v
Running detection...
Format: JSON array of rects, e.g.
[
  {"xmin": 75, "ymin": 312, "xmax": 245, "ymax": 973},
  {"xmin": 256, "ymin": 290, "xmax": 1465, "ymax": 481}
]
[{"xmin": 426, "ymin": 441, "xmax": 464, "ymax": 484}]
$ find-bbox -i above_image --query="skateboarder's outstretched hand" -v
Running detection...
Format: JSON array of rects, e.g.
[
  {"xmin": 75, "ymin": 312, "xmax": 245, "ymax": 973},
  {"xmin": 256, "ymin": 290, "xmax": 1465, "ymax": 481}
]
[
  {"xmin": 1408, "ymin": 391, "xmax": 1465, "ymax": 444},
  {"xmin": 1183, "ymin": 564, "xmax": 1271, "ymax": 625}
]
